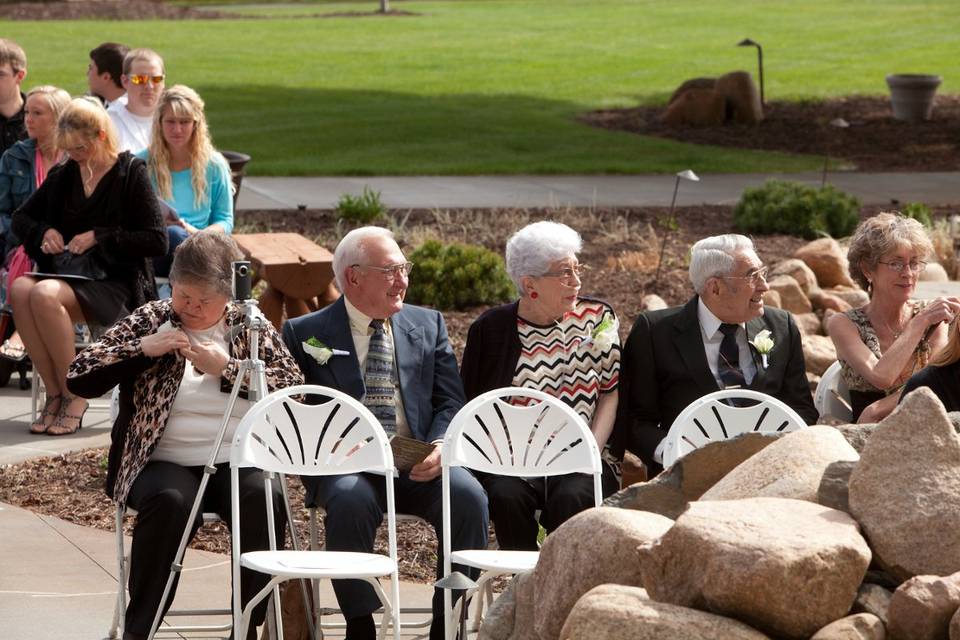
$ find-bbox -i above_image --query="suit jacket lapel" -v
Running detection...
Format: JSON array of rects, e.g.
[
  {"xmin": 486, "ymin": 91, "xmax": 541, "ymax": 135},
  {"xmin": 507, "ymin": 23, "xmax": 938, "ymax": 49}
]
[
  {"xmin": 312, "ymin": 297, "xmax": 364, "ymax": 399},
  {"xmin": 674, "ymin": 297, "xmax": 721, "ymax": 395},
  {"xmin": 391, "ymin": 308, "xmax": 424, "ymax": 431},
  {"xmin": 746, "ymin": 315, "xmax": 770, "ymax": 390}
]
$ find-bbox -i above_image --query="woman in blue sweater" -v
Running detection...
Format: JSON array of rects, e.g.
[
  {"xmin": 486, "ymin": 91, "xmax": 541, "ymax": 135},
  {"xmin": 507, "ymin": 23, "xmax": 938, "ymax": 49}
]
[{"xmin": 138, "ymin": 85, "xmax": 233, "ymax": 277}]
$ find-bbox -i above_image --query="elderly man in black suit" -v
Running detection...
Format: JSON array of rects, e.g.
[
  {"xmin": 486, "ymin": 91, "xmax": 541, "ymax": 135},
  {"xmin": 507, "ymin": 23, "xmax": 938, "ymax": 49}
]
[{"xmin": 616, "ymin": 233, "xmax": 818, "ymax": 475}]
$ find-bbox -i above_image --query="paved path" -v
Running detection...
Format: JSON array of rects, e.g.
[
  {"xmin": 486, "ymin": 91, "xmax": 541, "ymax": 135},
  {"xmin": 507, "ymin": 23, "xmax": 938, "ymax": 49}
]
[{"xmin": 237, "ymin": 171, "xmax": 959, "ymax": 210}]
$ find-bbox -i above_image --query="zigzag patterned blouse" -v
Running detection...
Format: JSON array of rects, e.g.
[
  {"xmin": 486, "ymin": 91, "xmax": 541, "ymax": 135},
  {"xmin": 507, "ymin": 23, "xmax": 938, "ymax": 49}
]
[{"xmin": 512, "ymin": 299, "xmax": 620, "ymax": 428}]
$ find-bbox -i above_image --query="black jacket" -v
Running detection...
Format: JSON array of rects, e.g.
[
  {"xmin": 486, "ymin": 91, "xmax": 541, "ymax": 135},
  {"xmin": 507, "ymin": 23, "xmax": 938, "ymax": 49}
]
[
  {"xmin": 901, "ymin": 360, "xmax": 960, "ymax": 412},
  {"xmin": 614, "ymin": 296, "xmax": 818, "ymax": 472}
]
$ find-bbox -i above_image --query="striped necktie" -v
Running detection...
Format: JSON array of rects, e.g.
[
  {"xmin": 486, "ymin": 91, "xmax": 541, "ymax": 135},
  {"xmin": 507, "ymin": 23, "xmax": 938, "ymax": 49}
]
[{"xmin": 363, "ymin": 319, "xmax": 396, "ymax": 434}]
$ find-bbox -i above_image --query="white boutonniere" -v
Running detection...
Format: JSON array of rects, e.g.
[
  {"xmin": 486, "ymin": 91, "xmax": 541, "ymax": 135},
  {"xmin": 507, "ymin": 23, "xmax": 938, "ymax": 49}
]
[
  {"xmin": 584, "ymin": 315, "xmax": 620, "ymax": 352},
  {"xmin": 302, "ymin": 337, "xmax": 350, "ymax": 366},
  {"xmin": 750, "ymin": 329, "xmax": 775, "ymax": 368}
]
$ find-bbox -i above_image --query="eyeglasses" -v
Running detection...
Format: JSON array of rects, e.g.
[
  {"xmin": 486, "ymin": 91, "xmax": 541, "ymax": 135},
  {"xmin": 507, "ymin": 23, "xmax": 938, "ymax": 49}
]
[
  {"xmin": 353, "ymin": 262, "xmax": 414, "ymax": 281},
  {"xmin": 540, "ymin": 264, "xmax": 588, "ymax": 282},
  {"xmin": 879, "ymin": 260, "xmax": 927, "ymax": 274},
  {"xmin": 721, "ymin": 265, "xmax": 769, "ymax": 286},
  {"xmin": 129, "ymin": 74, "xmax": 165, "ymax": 86}
]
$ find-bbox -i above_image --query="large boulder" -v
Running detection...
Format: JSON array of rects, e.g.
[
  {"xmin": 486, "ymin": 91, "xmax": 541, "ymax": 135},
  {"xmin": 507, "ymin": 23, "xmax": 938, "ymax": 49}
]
[
  {"xmin": 559, "ymin": 584, "xmax": 771, "ymax": 640},
  {"xmin": 701, "ymin": 425, "xmax": 859, "ymax": 503},
  {"xmin": 604, "ymin": 432, "xmax": 780, "ymax": 519},
  {"xmin": 641, "ymin": 293, "xmax": 668, "ymax": 311},
  {"xmin": 817, "ymin": 459, "xmax": 858, "ymax": 513},
  {"xmin": 479, "ymin": 574, "xmax": 520, "ymax": 640},
  {"xmin": 762, "ymin": 289, "xmax": 782, "ymax": 309},
  {"xmin": 795, "ymin": 238, "xmax": 857, "ymax": 288},
  {"xmin": 661, "ymin": 88, "xmax": 725, "ymax": 127},
  {"xmin": 714, "ymin": 70, "xmax": 764, "ymax": 124},
  {"xmin": 952, "ymin": 607, "xmax": 960, "ymax": 640},
  {"xmin": 809, "ymin": 289, "xmax": 854, "ymax": 313},
  {"xmin": 803, "ymin": 334, "xmax": 838, "ymax": 376},
  {"xmin": 668, "ymin": 77, "xmax": 717, "ymax": 104},
  {"xmin": 833, "ymin": 422, "xmax": 879, "ymax": 454},
  {"xmin": 887, "ymin": 573, "xmax": 960, "ymax": 640},
  {"xmin": 810, "ymin": 613, "xmax": 885, "ymax": 640},
  {"xmin": 532, "ymin": 507, "xmax": 673, "ymax": 640},
  {"xmin": 639, "ymin": 497, "xmax": 871, "ymax": 640},
  {"xmin": 767, "ymin": 274, "xmax": 813, "ymax": 314},
  {"xmin": 795, "ymin": 312, "xmax": 823, "ymax": 336},
  {"xmin": 920, "ymin": 262, "xmax": 949, "ymax": 282},
  {"xmin": 826, "ymin": 285, "xmax": 869, "ymax": 310},
  {"xmin": 771, "ymin": 258, "xmax": 820, "ymax": 295},
  {"xmin": 848, "ymin": 387, "xmax": 960, "ymax": 580}
]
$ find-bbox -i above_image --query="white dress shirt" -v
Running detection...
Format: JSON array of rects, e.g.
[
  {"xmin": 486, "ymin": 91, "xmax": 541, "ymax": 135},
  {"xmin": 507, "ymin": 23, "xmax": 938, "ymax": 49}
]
[
  {"xmin": 343, "ymin": 296, "xmax": 412, "ymax": 438},
  {"xmin": 697, "ymin": 298, "xmax": 758, "ymax": 389}
]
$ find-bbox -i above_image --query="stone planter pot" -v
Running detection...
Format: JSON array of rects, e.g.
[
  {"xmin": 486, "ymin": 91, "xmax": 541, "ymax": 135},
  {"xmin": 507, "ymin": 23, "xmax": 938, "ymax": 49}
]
[
  {"xmin": 885, "ymin": 73, "xmax": 942, "ymax": 122},
  {"xmin": 221, "ymin": 150, "xmax": 251, "ymax": 208}
]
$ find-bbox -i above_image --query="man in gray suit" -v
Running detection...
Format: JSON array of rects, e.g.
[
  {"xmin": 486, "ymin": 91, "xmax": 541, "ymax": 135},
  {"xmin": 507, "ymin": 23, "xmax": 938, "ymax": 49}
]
[{"xmin": 282, "ymin": 226, "xmax": 488, "ymax": 640}]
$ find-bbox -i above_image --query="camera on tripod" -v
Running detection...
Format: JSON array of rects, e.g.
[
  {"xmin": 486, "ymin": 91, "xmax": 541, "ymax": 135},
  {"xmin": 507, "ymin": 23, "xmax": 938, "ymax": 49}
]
[{"xmin": 232, "ymin": 261, "xmax": 252, "ymax": 301}]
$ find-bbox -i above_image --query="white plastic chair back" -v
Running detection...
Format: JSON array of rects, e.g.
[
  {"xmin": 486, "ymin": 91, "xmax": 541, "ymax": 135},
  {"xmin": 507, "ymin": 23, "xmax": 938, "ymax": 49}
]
[
  {"xmin": 661, "ymin": 389, "xmax": 807, "ymax": 469},
  {"xmin": 814, "ymin": 361, "xmax": 853, "ymax": 423},
  {"xmin": 231, "ymin": 384, "xmax": 394, "ymax": 477},
  {"xmin": 441, "ymin": 387, "xmax": 603, "ymax": 640},
  {"xmin": 442, "ymin": 386, "xmax": 602, "ymax": 478},
  {"xmin": 230, "ymin": 385, "xmax": 399, "ymax": 640}
]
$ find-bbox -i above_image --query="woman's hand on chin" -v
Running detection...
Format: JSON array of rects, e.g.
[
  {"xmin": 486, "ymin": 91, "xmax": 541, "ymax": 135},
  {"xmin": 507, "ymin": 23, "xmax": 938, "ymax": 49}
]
[
  {"xmin": 141, "ymin": 329, "xmax": 192, "ymax": 357},
  {"xmin": 180, "ymin": 340, "xmax": 229, "ymax": 376}
]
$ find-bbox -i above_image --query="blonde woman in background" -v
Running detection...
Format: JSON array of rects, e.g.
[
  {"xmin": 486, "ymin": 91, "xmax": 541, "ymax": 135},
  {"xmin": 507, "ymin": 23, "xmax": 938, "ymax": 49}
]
[
  {"xmin": 11, "ymin": 97, "xmax": 166, "ymax": 435},
  {"xmin": 137, "ymin": 85, "xmax": 233, "ymax": 277},
  {"xmin": 826, "ymin": 212, "xmax": 960, "ymax": 423},
  {"xmin": 902, "ymin": 319, "xmax": 960, "ymax": 410}
]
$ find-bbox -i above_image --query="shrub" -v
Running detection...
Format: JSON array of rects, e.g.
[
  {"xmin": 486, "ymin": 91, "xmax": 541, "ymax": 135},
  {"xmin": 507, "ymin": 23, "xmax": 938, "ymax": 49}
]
[
  {"xmin": 405, "ymin": 240, "xmax": 514, "ymax": 310},
  {"xmin": 733, "ymin": 180, "xmax": 861, "ymax": 239},
  {"xmin": 335, "ymin": 186, "xmax": 385, "ymax": 223},
  {"xmin": 902, "ymin": 202, "xmax": 933, "ymax": 228}
]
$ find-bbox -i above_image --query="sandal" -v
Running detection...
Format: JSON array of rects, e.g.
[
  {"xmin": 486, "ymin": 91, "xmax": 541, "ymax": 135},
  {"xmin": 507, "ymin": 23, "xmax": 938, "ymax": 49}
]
[
  {"xmin": 47, "ymin": 394, "xmax": 88, "ymax": 436},
  {"xmin": 0, "ymin": 338, "xmax": 27, "ymax": 362},
  {"xmin": 30, "ymin": 393, "xmax": 63, "ymax": 434}
]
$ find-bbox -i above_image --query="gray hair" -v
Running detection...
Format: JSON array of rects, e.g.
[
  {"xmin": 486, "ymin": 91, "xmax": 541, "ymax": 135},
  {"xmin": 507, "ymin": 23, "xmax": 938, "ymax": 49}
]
[
  {"xmin": 332, "ymin": 226, "xmax": 396, "ymax": 291},
  {"xmin": 688, "ymin": 234, "xmax": 755, "ymax": 294},
  {"xmin": 505, "ymin": 221, "xmax": 582, "ymax": 294},
  {"xmin": 169, "ymin": 231, "xmax": 244, "ymax": 298}
]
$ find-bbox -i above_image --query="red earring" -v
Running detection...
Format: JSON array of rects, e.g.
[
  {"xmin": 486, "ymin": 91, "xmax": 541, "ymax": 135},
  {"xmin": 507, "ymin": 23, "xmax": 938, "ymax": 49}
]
[{"xmin": 530, "ymin": 292, "xmax": 538, "ymax": 299}]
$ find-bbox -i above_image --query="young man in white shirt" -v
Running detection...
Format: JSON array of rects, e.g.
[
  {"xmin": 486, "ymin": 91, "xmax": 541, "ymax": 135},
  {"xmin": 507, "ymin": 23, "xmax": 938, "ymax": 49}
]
[
  {"xmin": 0, "ymin": 38, "xmax": 27, "ymax": 155},
  {"xmin": 108, "ymin": 48, "xmax": 165, "ymax": 154},
  {"xmin": 87, "ymin": 42, "xmax": 129, "ymax": 110}
]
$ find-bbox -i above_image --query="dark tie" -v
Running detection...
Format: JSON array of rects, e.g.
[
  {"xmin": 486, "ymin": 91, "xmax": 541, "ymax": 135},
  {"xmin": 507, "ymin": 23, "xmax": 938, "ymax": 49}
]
[
  {"xmin": 718, "ymin": 323, "xmax": 746, "ymax": 391},
  {"xmin": 363, "ymin": 319, "xmax": 396, "ymax": 435}
]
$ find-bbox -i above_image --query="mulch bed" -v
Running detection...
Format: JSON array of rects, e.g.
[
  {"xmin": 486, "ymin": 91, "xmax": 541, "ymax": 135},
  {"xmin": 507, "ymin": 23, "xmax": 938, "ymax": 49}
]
[{"xmin": 581, "ymin": 96, "xmax": 960, "ymax": 172}]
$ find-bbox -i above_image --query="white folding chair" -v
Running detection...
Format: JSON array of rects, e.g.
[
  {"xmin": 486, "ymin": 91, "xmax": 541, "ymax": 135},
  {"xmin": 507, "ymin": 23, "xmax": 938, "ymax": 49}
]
[
  {"xmin": 814, "ymin": 361, "xmax": 853, "ymax": 423},
  {"xmin": 659, "ymin": 389, "xmax": 807, "ymax": 469},
  {"xmin": 230, "ymin": 384, "xmax": 401, "ymax": 640},
  {"xmin": 440, "ymin": 387, "xmax": 603, "ymax": 640},
  {"xmin": 108, "ymin": 508, "xmax": 230, "ymax": 639}
]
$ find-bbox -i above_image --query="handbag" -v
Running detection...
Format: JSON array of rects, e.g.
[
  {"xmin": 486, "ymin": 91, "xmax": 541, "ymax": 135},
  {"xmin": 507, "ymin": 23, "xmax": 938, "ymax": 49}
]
[{"xmin": 51, "ymin": 250, "xmax": 109, "ymax": 281}]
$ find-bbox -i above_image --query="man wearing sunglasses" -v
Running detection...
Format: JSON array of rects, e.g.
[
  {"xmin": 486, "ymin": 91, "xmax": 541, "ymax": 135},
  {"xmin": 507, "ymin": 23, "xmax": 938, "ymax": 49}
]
[
  {"xmin": 615, "ymin": 234, "xmax": 818, "ymax": 477},
  {"xmin": 282, "ymin": 226, "xmax": 488, "ymax": 640},
  {"xmin": 108, "ymin": 47, "xmax": 165, "ymax": 153}
]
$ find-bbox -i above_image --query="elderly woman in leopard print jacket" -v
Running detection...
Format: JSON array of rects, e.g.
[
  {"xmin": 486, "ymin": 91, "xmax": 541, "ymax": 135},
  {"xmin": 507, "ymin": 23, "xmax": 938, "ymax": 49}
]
[{"xmin": 67, "ymin": 232, "xmax": 303, "ymax": 640}]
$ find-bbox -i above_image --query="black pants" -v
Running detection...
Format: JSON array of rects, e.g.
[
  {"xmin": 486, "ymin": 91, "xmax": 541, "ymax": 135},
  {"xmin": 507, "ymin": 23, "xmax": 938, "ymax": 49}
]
[
  {"xmin": 124, "ymin": 461, "xmax": 286, "ymax": 637},
  {"xmin": 480, "ymin": 463, "xmax": 619, "ymax": 551}
]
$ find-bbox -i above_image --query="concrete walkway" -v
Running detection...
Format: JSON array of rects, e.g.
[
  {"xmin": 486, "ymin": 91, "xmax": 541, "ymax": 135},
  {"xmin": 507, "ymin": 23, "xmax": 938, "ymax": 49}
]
[
  {"xmin": 0, "ymin": 378, "xmax": 436, "ymax": 640},
  {"xmin": 236, "ymin": 171, "xmax": 959, "ymax": 210}
]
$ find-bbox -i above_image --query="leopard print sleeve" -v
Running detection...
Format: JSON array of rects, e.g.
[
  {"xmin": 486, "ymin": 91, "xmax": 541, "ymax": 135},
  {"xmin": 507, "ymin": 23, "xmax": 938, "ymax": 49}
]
[{"xmin": 68, "ymin": 300, "xmax": 169, "ymax": 382}]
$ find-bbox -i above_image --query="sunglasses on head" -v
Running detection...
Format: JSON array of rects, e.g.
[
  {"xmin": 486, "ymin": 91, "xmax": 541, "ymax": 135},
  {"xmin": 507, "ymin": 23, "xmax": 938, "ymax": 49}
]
[{"xmin": 129, "ymin": 74, "xmax": 165, "ymax": 86}]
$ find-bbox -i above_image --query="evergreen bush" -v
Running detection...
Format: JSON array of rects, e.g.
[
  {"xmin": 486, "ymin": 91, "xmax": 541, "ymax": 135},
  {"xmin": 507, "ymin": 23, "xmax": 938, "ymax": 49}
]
[
  {"xmin": 405, "ymin": 240, "xmax": 514, "ymax": 310},
  {"xmin": 902, "ymin": 202, "xmax": 933, "ymax": 228},
  {"xmin": 733, "ymin": 180, "xmax": 861, "ymax": 239}
]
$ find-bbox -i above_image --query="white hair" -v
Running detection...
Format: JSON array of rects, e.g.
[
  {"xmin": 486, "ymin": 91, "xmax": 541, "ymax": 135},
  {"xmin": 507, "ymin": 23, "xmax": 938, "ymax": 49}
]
[
  {"xmin": 688, "ymin": 234, "xmax": 755, "ymax": 294},
  {"xmin": 332, "ymin": 226, "xmax": 396, "ymax": 291},
  {"xmin": 505, "ymin": 221, "xmax": 583, "ymax": 295}
]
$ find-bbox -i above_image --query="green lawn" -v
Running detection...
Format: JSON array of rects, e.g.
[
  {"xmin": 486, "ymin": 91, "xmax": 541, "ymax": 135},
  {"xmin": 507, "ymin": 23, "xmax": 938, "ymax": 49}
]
[{"xmin": 6, "ymin": 0, "xmax": 958, "ymax": 175}]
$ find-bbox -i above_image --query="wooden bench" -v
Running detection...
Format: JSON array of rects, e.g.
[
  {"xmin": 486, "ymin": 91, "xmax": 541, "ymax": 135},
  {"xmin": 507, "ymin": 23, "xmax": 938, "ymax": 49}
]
[{"xmin": 233, "ymin": 233, "xmax": 338, "ymax": 329}]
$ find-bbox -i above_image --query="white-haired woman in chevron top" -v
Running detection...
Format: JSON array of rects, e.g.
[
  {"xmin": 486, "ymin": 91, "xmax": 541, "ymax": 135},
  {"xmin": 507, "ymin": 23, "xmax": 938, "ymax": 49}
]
[{"xmin": 459, "ymin": 220, "xmax": 621, "ymax": 551}]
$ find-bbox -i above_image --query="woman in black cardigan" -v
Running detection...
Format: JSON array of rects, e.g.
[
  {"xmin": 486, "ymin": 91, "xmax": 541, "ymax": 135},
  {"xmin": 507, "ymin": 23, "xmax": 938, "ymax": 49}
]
[{"xmin": 11, "ymin": 97, "xmax": 166, "ymax": 435}]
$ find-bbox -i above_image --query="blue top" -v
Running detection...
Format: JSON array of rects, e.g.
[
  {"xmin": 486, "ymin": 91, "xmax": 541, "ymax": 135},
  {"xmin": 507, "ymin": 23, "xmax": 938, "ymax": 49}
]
[
  {"xmin": 136, "ymin": 150, "xmax": 234, "ymax": 233},
  {"xmin": 0, "ymin": 137, "xmax": 37, "ymax": 251}
]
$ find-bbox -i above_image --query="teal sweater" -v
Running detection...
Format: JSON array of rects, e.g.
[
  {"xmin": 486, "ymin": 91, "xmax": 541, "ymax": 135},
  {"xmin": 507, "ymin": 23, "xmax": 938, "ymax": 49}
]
[{"xmin": 136, "ymin": 150, "xmax": 233, "ymax": 233}]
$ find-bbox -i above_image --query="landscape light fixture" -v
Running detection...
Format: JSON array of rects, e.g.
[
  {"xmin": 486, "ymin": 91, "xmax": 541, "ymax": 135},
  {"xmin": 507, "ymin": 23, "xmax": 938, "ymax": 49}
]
[
  {"xmin": 655, "ymin": 170, "xmax": 701, "ymax": 282},
  {"xmin": 435, "ymin": 571, "xmax": 478, "ymax": 640},
  {"xmin": 822, "ymin": 118, "xmax": 850, "ymax": 187},
  {"xmin": 737, "ymin": 38, "xmax": 764, "ymax": 105}
]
